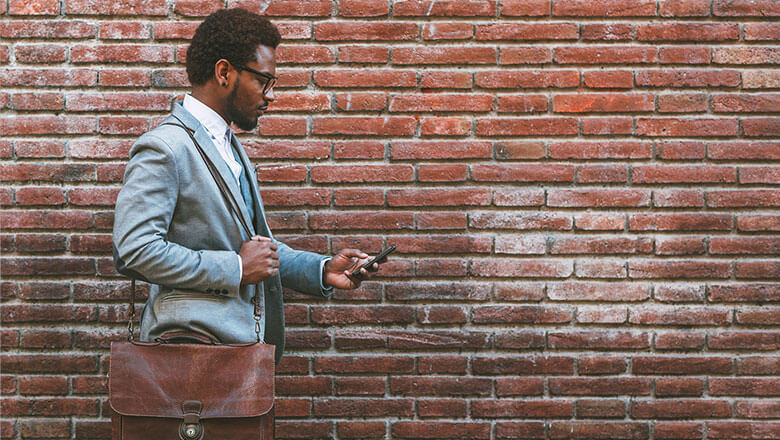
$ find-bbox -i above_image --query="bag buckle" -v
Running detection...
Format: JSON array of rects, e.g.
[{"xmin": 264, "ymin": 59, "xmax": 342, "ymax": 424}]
[{"xmin": 180, "ymin": 400, "xmax": 203, "ymax": 440}]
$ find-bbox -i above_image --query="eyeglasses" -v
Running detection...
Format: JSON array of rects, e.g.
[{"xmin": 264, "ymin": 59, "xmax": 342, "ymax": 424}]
[{"xmin": 238, "ymin": 65, "xmax": 277, "ymax": 95}]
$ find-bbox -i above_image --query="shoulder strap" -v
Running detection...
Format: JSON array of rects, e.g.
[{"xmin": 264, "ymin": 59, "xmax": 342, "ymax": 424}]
[{"xmin": 162, "ymin": 118, "xmax": 253, "ymax": 238}]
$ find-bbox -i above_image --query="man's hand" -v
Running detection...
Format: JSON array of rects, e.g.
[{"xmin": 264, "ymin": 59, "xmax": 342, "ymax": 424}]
[
  {"xmin": 323, "ymin": 249, "xmax": 381, "ymax": 289},
  {"xmin": 239, "ymin": 236, "xmax": 279, "ymax": 284}
]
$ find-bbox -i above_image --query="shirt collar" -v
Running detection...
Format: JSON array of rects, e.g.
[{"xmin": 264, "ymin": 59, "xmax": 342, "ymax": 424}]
[{"xmin": 182, "ymin": 94, "xmax": 230, "ymax": 143}]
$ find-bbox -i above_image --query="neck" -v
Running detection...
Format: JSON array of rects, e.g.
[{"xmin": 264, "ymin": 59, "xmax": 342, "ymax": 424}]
[{"xmin": 190, "ymin": 87, "xmax": 231, "ymax": 125}]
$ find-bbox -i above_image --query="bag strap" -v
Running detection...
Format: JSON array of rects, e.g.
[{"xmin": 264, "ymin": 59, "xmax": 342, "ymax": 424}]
[{"xmin": 126, "ymin": 117, "xmax": 264, "ymax": 343}]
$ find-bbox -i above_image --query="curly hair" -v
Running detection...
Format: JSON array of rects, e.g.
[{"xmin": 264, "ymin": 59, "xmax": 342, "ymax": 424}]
[{"xmin": 186, "ymin": 9, "xmax": 281, "ymax": 86}]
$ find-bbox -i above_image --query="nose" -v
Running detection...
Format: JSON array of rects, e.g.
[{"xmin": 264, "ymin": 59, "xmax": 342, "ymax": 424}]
[{"xmin": 264, "ymin": 87, "xmax": 275, "ymax": 102}]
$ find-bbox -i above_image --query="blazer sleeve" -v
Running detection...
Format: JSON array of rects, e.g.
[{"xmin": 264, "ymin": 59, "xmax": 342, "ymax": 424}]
[
  {"xmin": 275, "ymin": 239, "xmax": 334, "ymax": 298},
  {"xmin": 112, "ymin": 133, "xmax": 242, "ymax": 294}
]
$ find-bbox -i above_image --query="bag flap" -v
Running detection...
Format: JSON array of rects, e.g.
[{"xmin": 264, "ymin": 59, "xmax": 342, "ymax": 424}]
[{"xmin": 109, "ymin": 342, "xmax": 274, "ymax": 418}]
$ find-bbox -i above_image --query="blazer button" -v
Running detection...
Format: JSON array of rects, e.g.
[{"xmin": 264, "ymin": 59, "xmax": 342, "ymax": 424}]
[{"xmin": 222, "ymin": 289, "xmax": 228, "ymax": 295}]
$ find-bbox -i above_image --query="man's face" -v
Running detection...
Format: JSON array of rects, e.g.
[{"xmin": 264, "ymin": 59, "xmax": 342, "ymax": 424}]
[{"xmin": 225, "ymin": 45, "xmax": 276, "ymax": 131}]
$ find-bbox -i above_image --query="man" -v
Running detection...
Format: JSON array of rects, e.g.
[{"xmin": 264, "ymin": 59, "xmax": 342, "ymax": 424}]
[{"xmin": 112, "ymin": 9, "xmax": 378, "ymax": 364}]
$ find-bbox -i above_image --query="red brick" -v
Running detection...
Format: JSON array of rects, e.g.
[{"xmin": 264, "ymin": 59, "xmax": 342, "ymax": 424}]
[
  {"xmin": 552, "ymin": 377, "xmax": 650, "ymax": 396},
  {"xmin": 420, "ymin": 71, "xmax": 472, "ymax": 89},
  {"xmin": 551, "ymin": 141, "xmax": 649, "ymax": 159},
  {"xmin": 736, "ymin": 308, "xmax": 780, "ymax": 325},
  {"xmin": 497, "ymin": 94, "xmax": 548, "ymax": 113},
  {"xmin": 630, "ymin": 306, "xmax": 731, "ymax": 326},
  {"xmin": 314, "ymin": 398, "xmax": 413, "ymax": 417},
  {"xmin": 553, "ymin": 0, "xmax": 655, "ymax": 16},
  {"xmin": 738, "ymin": 357, "xmax": 780, "ymax": 376},
  {"xmin": 15, "ymin": 234, "xmax": 67, "ymax": 253},
  {"xmin": 391, "ymin": 377, "xmax": 491, "ymax": 396},
  {"xmin": 423, "ymin": 23, "xmax": 473, "ymax": 40},
  {"xmin": 338, "ymin": 421, "xmax": 386, "ymax": 439},
  {"xmin": 636, "ymin": 69, "xmax": 740, "ymax": 87},
  {"xmin": 417, "ymin": 398, "xmax": 468, "ymax": 417},
  {"xmin": 333, "ymin": 141, "xmax": 384, "ymax": 159},
  {"xmin": 633, "ymin": 356, "xmax": 733, "ymax": 374},
  {"xmin": 713, "ymin": 47, "xmax": 780, "ymax": 65},
  {"xmin": 714, "ymin": 93, "xmax": 780, "ymax": 113},
  {"xmin": 637, "ymin": 118, "xmax": 738, "ymax": 136},
  {"xmin": 745, "ymin": 23, "xmax": 780, "ymax": 41},
  {"xmin": 277, "ymin": 45, "xmax": 337, "ymax": 64},
  {"xmin": 394, "ymin": 0, "xmax": 496, "ymax": 16},
  {"xmin": 9, "ymin": 0, "xmax": 59, "ymax": 15},
  {"xmin": 659, "ymin": 46, "xmax": 711, "ymax": 64},
  {"xmin": 471, "ymin": 259, "xmax": 572, "ymax": 278},
  {"xmin": 583, "ymin": 70, "xmax": 634, "ymax": 88},
  {"xmin": 659, "ymin": 0, "xmax": 710, "ymax": 16},
  {"xmin": 500, "ymin": 0, "xmax": 550, "ymax": 16},
  {"xmin": 549, "ymin": 331, "xmax": 650, "ymax": 349},
  {"xmin": 555, "ymin": 93, "xmax": 654, "ymax": 113},
  {"xmin": 556, "ymin": 46, "xmax": 657, "ymax": 64},
  {"xmin": 575, "ymin": 399, "xmax": 626, "ymax": 418},
  {"xmin": 743, "ymin": 118, "xmax": 780, "ymax": 137},
  {"xmin": 420, "ymin": 117, "xmax": 471, "ymax": 136},
  {"xmin": 249, "ymin": 0, "xmax": 333, "ymax": 17},
  {"xmin": 256, "ymin": 164, "xmax": 307, "ymax": 182},
  {"xmin": 313, "ymin": 116, "xmax": 416, "ymax": 136},
  {"xmin": 388, "ymin": 188, "xmax": 490, "ymax": 207},
  {"xmin": 470, "ymin": 164, "xmax": 572, "ymax": 184},
  {"xmin": 337, "ymin": 0, "xmax": 388, "ymax": 16},
  {"xmin": 579, "ymin": 357, "xmax": 627, "ymax": 375},
  {"xmin": 583, "ymin": 117, "xmax": 634, "ymax": 135},
  {"xmin": 476, "ymin": 23, "xmax": 577, "ymax": 40},
  {"xmin": 713, "ymin": 0, "xmax": 780, "ymax": 16},
  {"xmin": 393, "ymin": 421, "xmax": 489, "ymax": 439},
  {"xmin": 71, "ymin": 44, "xmax": 173, "ymax": 63},
  {"xmin": 655, "ymin": 332, "xmax": 706, "ymax": 350},
  {"xmin": 172, "ymin": 0, "xmax": 222, "ymax": 16},
  {"xmin": 98, "ymin": 116, "xmax": 149, "ymax": 135},
  {"xmin": 477, "ymin": 118, "xmax": 578, "ymax": 136},
  {"xmin": 418, "ymin": 163, "xmax": 467, "ymax": 181},
  {"xmin": 1, "ymin": 211, "xmax": 93, "ymax": 230},
  {"xmin": 738, "ymin": 215, "xmax": 780, "ymax": 232},
  {"xmin": 655, "ymin": 237, "xmax": 706, "ymax": 256},
  {"xmin": 633, "ymin": 400, "xmax": 731, "ymax": 419},
  {"xmin": 476, "ymin": 70, "xmax": 579, "ymax": 88},
  {"xmin": 334, "ymin": 92, "xmax": 386, "ymax": 112},
  {"xmin": 500, "ymin": 47, "xmax": 552, "ymax": 65},
  {"xmin": 493, "ymin": 189, "xmax": 545, "ymax": 206},
  {"xmin": 0, "ymin": 20, "xmax": 95, "ymax": 38},
  {"xmin": 634, "ymin": 165, "xmax": 735, "ymax": 184},
  {"xmin": 315, "ymin": 22, "xmax": 418, "ymax": 41},
  {"xmin": 710, "ymin": 333, "xmax": 779, "ymax": 351},
  {"xmin": 390, "ymin": 93, "xmax": 492, "ymax": 112},
  {"xmin": 393, "ymin": 47, "xmax": 497, "ymax": 65},
  {"xmin": 549, "ymin": 282, "xmax": 649, "ymax": 302},
  {"xmin": 630, "ymin": 260, "xmax": 731, "ymax": 279},
  {"xmin": 582, "ymin": 23, "xmax": 634, "ymax": 40},
  {"xmin": 337, "ymin": 45, "xmax": 389, "ymax": 63},
  {"xmin": 257, "ymin": 117, "xmax": 306, "ymax": 137},
  {"xmin": 66, "ymin": 0, "xmax": 167, "ymax": 15},
  {"xmin": 709, "ymin": 422, "xmax": 780, "ymax": 440},
  {"xmin": 736, "ymin": 400, "xmax": 780, "ymax": 419},
  {"xmin": 548, "ymin": 189, "xmax": 650, "ymax": 208},
  {"xmin": 658, "ymin": 94, "xmax": 709, "ymax": 113},
  {"xmin": 386, "ymin": 282, "xmax": 489, "ymax": 301},
  {"xmin": 550, "ymin": 422, "xmax": 649, "ymax": 439},
  {"xmin": 573, "ymin": 214, "xmax": 625, "ymax": 231},
  {"xmin": 15, "ymin": 44, "xmax": 68, "ymax": 63},
  {"xmin": 639, "ymin": 23, "xmax": 738, "ymax": 41},
  {"xmin": 707, "ymin": 190, "xmax": 780, "ymax": 208},
  {"xmin": 310, "ymin": 212, "xmax": 414, "ymax": 231},
  {"xmin": 312, "ymin": 165, "xmax": 413, "ymax": 183},
  {"xmin": 472, "ymin": 400, "xmax": 572, "ymax": 418},
  {"xmin": 19, "ymin": 376, "xmax": 68, "ymax": 395}
]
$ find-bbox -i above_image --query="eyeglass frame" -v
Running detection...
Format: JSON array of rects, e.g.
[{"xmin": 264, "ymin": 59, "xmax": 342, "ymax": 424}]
[{"xmin": 237, "ymin": 65, "xmax": 277, "ymax": 96}]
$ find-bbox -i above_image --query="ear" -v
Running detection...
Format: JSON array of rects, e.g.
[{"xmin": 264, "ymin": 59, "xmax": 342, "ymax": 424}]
[{"xmin": 214, "ymin": 59, "xmax": 233, "ymax": 87}]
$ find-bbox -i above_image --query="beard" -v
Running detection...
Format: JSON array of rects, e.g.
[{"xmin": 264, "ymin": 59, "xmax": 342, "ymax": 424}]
[{"xmin": 225, "ymin": 78, "xmax": 260, "ymax": 131}]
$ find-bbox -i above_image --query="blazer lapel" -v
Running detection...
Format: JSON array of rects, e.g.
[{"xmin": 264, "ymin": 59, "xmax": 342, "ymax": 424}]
[
  {"xmin": 171, "ymin": 103, "xmax": 256, "ymax": 238},
  {"xmin": 230, "ymin": 134, "xmax": 272, "ymax": 239}
]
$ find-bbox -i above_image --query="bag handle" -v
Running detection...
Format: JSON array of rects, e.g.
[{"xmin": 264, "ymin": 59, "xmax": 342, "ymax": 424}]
[{"xmin": 126, "ymin": 117, "xmax": 264, "ymax": 342}]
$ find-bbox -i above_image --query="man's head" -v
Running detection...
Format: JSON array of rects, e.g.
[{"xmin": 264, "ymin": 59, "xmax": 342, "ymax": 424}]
[{"xmin": 186, "ymin": 9, "xmax": 281, "ymax": 130}]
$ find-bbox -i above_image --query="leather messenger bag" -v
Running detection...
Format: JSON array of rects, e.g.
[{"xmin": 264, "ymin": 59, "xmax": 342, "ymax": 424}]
[{"xmin": 109, "ymin": 119, "xmax": 275, "ymax": 439}]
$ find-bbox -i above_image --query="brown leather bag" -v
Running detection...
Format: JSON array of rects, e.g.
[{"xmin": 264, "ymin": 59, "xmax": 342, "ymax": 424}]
[
  {"xmin": 109, "ymin": 340, "xmax": 275, "ymax": 439},
  {"xmin": 109, "ymin": 119, "xmax": 276, "ymax": 439}
]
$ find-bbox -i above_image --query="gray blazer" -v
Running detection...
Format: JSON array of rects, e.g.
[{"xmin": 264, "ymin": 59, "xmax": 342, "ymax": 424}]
[{"xmin": 113, "ymin": 102, "xmax": 332, "ymax": 364}]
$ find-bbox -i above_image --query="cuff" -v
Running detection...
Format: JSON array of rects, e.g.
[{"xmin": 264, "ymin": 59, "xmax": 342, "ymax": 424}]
[
  {"xmin": 237, "ymin": 253, "xmax": 243, "ymax": 285},
  {"xmin": 320, "ymin": 257, "xmax": 334, "ymax": 296}
]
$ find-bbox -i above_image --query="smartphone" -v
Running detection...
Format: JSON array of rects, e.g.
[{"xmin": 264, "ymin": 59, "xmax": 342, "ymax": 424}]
[{"xmin": 351, "ymin": 245, "xmax": 396, "ymax": 278}]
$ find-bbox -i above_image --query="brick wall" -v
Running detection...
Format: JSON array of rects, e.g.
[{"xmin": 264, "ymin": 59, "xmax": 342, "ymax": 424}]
[{"xmin": 1, "ymin": 0, "xmax": 779, "ymax": 439}]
